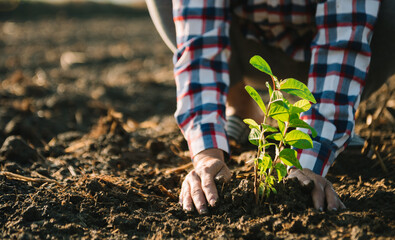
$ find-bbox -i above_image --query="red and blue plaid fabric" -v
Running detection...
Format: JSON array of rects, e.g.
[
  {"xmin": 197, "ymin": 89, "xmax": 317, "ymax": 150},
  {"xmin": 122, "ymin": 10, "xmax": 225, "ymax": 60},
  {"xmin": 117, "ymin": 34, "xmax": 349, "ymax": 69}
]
[{"xmin": 172, "ymin": 0, "xmax": 380, "ymax": 176}]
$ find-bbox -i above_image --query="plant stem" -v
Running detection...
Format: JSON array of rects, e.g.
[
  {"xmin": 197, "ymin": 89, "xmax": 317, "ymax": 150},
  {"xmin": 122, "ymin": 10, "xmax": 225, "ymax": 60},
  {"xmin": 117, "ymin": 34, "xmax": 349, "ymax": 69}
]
[
  {"xmin": 255, "ymin": 125, "xmax": 266, "ymax": 204},
  {"xmin": 271, "ymin": 76, "xmax": 276, "ymax": 91},
  {"xmin": 254, "ymin": 90, "xmax": 274, "ymax": 203},
  {"xmin": 261, "ymin": 118, "xmax": 289, "ymax": 200},
  {"xmin": 254, "ymin": 157, "xmax": 258, "ymax": 204},
  {"xmin": 261, "ymin": 167, "xmax": 273, "ymax": 199},
  {"xmin": 273, "ymin": 122, "xmax": 288, "ymax": 165}
]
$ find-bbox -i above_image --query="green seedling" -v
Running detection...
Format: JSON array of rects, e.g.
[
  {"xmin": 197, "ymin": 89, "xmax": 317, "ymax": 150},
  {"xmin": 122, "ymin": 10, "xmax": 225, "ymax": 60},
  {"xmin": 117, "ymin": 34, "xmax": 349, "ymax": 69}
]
[{"xmin": 244, "ymin": 55, "xmax": 317, "ymax": 204}]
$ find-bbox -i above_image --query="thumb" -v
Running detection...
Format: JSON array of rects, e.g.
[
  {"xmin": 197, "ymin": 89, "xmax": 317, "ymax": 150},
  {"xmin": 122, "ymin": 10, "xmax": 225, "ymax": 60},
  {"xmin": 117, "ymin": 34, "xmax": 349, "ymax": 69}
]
[{"xmin": 288, "ymin": 169, "xmax": 312, "ymax": 186}]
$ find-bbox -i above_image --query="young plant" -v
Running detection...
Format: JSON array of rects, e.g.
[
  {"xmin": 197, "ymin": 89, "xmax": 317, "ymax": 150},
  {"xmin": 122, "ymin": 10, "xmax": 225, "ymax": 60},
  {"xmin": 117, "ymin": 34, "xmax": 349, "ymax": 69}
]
[{"xmin": 243, "ymin": 55, "xmax": 317, "ymax": 204}]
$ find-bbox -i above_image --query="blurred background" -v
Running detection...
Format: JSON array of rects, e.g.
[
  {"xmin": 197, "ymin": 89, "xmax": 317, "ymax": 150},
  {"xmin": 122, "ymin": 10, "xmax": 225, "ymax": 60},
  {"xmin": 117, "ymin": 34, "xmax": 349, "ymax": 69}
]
[
  {"xmin": 2, "ymin": 0, "xmax": 145, "ymax": 6},
  {"xmin": 31, "ymin": 0, "xmax": 144, "ymax": 4},
  {"xmin": 0, "ymin": 0, "xmax": 176, "ymax": 146},
  {"xmin": 29, "ymin": 0, "xmax": 143, "ymax": 3}
]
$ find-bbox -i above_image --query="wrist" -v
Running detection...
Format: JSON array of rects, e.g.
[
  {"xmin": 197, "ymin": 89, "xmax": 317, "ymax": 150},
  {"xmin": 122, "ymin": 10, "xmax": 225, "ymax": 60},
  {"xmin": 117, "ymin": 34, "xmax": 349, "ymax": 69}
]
[{"xmin": 193, "ymin": 148, "xmax": 224, "ymax": 168}]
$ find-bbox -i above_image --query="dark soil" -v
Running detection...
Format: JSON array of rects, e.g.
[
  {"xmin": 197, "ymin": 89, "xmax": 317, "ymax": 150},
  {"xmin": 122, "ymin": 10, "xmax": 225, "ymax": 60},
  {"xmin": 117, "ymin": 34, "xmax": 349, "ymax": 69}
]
[{"xmin": 0, "ymin": 2, "xmax": 394, "ymax": 239}]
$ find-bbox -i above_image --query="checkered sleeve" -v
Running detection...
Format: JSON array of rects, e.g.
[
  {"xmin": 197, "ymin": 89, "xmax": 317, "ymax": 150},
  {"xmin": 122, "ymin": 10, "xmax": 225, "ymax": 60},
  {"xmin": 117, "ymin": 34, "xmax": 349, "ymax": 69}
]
[
  {"xmin": 297, "ymin": 0, "xmax": 380, "ymax": 176},
  {"xmin": 172, "ymin": 0, "xmax": 231, "ymax": 159}
]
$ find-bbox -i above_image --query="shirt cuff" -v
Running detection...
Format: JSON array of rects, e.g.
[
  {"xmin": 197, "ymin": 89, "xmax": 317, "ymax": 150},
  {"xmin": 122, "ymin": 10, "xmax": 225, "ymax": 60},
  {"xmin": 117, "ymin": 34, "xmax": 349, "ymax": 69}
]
[
  {"xmin": 295, "ymin": 140, "xmax": 336, "ymax": 177},
  {"xmin": 185, "ymin": 123, "xmax": 230, "ymax": 160}
]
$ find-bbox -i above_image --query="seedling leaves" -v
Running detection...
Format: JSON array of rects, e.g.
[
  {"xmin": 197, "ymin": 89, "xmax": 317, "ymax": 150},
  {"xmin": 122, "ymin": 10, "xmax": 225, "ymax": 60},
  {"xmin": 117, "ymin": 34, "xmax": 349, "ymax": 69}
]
[
  {"xmin": 279, "ymin": 148, "xmax": 302, "ymax": 170},
  {"xmin": 258, "ymin": 153, "xmax": 272, "ymax": 173},
  {"xmin": 266, "ymin": 132, "xmax": 283, "ymax": 141},
  {"xmin": 245, "ymin": 85, "xmax": 266, "ymax": 114},
  {"xmin": 293, "ymin": 99, "xmax": 311, "ymax": 112},
  {"xmin": 259, "ymin": 182, "xmax": 268, "ymax": 197},
  {"xmin": 272, "ymin": 90, "xmax": 283, "ymax": 102},
  {"xmin": 280, "ymin": 78, "xmax": 316, "ymax": 103},
  {"xmin": 248, "ymin": 128, "xmax": 261, "ymax": 146},
  {"xmin": 262, "ymin": 124, "xmax": 278, "ymax": 132},
  {"xmin": 270, "ymin": 186, "xmax": 277, "ymax": 194},
  {"xmin": 289, "ymin": 99, "xmax": 311, "ymax": 114},
  {"xmin": 266, "ymin": 175, "xmax": 275, "ymax": 185},
  {"xmin": 285, "ymin": 130, "xmax": 313, "ymax": 149},
  {"xmin": 268, "ymin": 101, "xmax": 289, "ymax": 122},
  {"xmin": 274, "ymin": 163, "xmax": 287, "ymax": 182},
  {"xmin": 262, "ymin": 143, "xmax": 276, "ymax": 149},
  {"xmin": 289, "ymin": 113, "xmax": 300, "ymax": 122},
  {"xmin": 246, "ymin": 55, "xmax": 316, "ymax": 202},
  {"xmin": 243, "ymin": 118, "xmax": 259, "ymax": 130},
  {"xmin": 289, "ymin": 119, "xmax": 318, "ymax": 138},
  {"xmin": 250, "ymin": 55, "xmax": 273, "ymax": 77}
]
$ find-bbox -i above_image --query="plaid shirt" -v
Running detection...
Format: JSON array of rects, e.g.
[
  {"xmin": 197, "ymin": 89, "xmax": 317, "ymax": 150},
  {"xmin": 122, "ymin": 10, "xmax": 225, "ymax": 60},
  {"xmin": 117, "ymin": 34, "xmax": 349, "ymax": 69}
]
[{"xmin": 172, "ymin": 0, "xmax": 381, "ymax": 176}]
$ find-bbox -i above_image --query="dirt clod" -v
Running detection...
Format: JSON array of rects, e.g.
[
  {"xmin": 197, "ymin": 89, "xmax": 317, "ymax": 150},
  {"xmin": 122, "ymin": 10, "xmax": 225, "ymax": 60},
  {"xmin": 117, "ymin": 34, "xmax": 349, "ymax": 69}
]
[
  {"xmin": 22, "ymin": 205, "xmax": 42, "ymax": 222},
  {"xmin": 0, "ymin": 136, "xmax": 38, "ymax": 164}
]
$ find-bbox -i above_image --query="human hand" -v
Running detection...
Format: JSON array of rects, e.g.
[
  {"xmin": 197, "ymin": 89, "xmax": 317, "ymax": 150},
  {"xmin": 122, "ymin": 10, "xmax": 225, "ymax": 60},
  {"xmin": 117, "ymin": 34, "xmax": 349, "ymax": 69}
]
[
  {"xmin": 179, "ymin": 148, "xmax": 231, "ymax": 214},
  {"xmin": 288, "ymin": 168, "xmax": 346, "ymax": 211}
]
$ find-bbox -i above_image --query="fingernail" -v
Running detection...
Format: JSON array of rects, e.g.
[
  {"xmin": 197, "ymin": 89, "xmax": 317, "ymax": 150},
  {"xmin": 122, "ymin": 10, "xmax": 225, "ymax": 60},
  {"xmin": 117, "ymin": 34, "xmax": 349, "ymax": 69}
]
[
  {"xmin": 200, "ymin": 208, "xmax": 208, "ymax": 215},
  {"xmin": 184, "ymin": 206, "xmax": 192, "ymax": 212},
  {"xmin": 209, "ymin": 199, "xmax": 216, "ymax": 207},
  {"xmin": 215, "ymin": 175, "xmax": 225, "ymax": 183},
  {"xmin": 331, "ymin": 208, "xmax": 337, "ymax": 211},
  {"xmin": 303, "ymin": 180, "xmax": 310, "ymax": 185},
  {"xmin": 319, "ymin": 207, "xmax": 323, "ymax": 212}
]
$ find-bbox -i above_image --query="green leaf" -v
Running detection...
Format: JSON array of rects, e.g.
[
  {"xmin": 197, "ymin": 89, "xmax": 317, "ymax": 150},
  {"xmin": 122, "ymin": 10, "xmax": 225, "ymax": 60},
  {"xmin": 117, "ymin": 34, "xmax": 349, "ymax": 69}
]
[
  {"xmin": 293, "ymin": 99, "xmax": 311, "ymax": 112},
  {"xmin": 258, "ymin": 153, "xmax": 272, "ymax": 173},
  {"xmin": 262, "ymin": 143, "xmax": 276, "ymax": 149},
  {"xmin": 272, "ymin": 90, "xmax": 283, "ymax": 102},
  {"xmin": 284, "ymin": 98, "xmax": 293, "ymax": 111},
  {"xmin": 289, "ymin": 100, "xmax": 311, "ymax": 114},
  {"xmin": 289, "ymin": 119, "xmax": 318, "ymax": 138},
  {"xmin": 268, "ymin": 101, "xmax": 289, "ymax": 122},
  {"xmin": 259, "ymin": 182, "xmax": 271, "ymax": 198},
  {"xmin": 267, "ymin": 175, "xmax": 275, "ymax": 185},
  {"xmin": 279, "ymin": 78, "xmax": 316, "ymax": 103},
  {"xmin": 284, "ymin": 130, "xmax": 313, "ymax": 149},
  {"xmin": 245, "ymin": 85, "xmax": 266, "ymax": 114},
  {"xmin": 262, "ymin": 170, "xmax": 268, "ymax": 178},
  {"xmin": 262, "ymin": 124, "xmax": 278, "ymax": 132},
  {"xmin": 289, "ymin": 113, "xmax": 300, "ymax": 122},
  {"xmin": 289, "ymin": 107, "xmax": 304, "ymax": 115},
  {"xmin": 249, "ymin": 55, "xmax": 273, "ymax": 77},
  {"xmin": 270, "ymin": 186, "xmax": 277, "ymax": 194},
  {"xmin": 266, "ymin": 133, "xmax": 283, "ymax": 142},
  {"xmin": 277, "ymin": 120, "xmax": 285, "ymax": 135},
  {"xmin": 279, "ymin": 148, "xmax": 302, "ymax": 170},
  {"xmin": 243, "ymin": 118, "xmax": 259, "ymax": 130},
  {"xmin": 248, "ymin": 128, "xmax": 261, "ymax": 146},
  {"xmin": 275, "ymin": 163, "xmax": 287, "ymax": 182}
]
